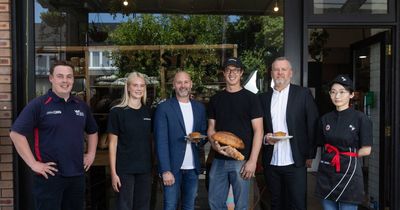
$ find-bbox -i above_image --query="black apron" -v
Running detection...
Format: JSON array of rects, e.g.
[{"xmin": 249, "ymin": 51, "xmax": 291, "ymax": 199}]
[{"xmin": 315, "ymin": 108, "xmax": 372, "ymax": 204}]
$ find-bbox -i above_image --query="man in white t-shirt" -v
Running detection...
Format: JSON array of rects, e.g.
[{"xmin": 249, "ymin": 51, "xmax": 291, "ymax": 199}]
[{"xmin": 154, "ymin": 71, "xmax": 207, "ymax": 210}]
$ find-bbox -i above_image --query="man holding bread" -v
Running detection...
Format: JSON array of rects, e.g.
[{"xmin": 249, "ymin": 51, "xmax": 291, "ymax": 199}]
[
  {"xmin": 154, "ymin": 71, "xmax": 207, "ymax": 210},
  {"xmin": 207, "ymin": 57, "xmax": 264, "ymax": 209},
  {"xmin": 259, "ymin": 57, "xmax": 319, "ymax": 210}
]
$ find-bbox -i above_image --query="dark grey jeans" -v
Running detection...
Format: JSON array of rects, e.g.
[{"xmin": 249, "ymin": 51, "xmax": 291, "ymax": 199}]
[{"xmin": 116, "ymin": 173, "xmax": 152, "ymax": 210}]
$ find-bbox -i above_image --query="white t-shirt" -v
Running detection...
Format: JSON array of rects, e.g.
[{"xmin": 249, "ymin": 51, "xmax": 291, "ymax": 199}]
[
  {"xmin": 270, "ymin": 84, "xmax": 294, "ymax": 166},
  {"xmin": 179, "ymin": 101, "xmax": 195, "ymax": 169}
]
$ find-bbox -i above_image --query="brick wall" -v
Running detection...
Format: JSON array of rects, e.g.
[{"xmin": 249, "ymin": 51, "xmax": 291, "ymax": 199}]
[{"xmin": 0, "ymin": 0, "xmax": 12, "ymax": 209}]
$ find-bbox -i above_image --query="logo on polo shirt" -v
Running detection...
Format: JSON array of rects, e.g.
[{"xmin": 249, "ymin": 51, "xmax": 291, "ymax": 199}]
[
  {"xmin": 46, "ymin": 110, "xmax": 62, "ymax": 115},
  {"xmin": 143, "ymin": 118, "xmax": 151, "ymax": 121},
  {"xmin": 74, "ymin": 110, "xmax": 85, "ymax": 117}
]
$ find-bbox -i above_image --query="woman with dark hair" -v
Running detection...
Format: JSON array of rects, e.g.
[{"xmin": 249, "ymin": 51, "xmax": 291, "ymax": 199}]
[
  {"xmin": 107, "ymin": 72, "xmax": 153, "ymax": 210},
  {"xmin": 315, "ymin": 74, "xmax": 372, "ymax": 210}
]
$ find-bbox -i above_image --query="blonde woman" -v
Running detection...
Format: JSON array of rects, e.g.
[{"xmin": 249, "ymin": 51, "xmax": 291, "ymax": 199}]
[{"xmin": 107, "ymin": 72, "xmax": 153, "ymax": 210}]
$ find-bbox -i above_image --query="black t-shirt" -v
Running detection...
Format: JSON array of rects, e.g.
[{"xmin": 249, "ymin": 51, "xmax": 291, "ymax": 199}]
[
  {"xmin": 208, "ymin": 88, "xmax": 263, "ymax": 160},
  {"xmin": 107, "ymin": 105, "xmax": 152, "ymax": 174}
]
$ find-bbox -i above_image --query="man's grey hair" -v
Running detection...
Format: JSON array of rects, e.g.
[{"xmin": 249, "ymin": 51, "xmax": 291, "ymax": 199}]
[{"xmin": 272, "ymin": 57, "xmax": 292, "ymax": 70}]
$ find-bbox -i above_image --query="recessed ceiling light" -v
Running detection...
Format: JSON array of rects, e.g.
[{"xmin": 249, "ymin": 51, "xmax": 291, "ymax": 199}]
[{"xmin": 273, "ymin": 1, "xmax": 279, "ymax": 12}]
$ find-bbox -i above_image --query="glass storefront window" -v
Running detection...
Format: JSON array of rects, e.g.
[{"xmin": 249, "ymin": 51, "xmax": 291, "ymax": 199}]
[
  {"xmin": 33, "ymin": 1, "xmax": 284, "ymax": 209},
  {"xmin": 313, "ymin": 0, "xmax": 388, "ymax": 14}
]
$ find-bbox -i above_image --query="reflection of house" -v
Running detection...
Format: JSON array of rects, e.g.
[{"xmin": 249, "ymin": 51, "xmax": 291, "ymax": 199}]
[
  {"xmin": 88, "ymin": 50, "xmax": 116, "ymax": 71},
  {"xmin": 35, "ymin": 22, "xmax": 118, "ymax": 74},
  {"xmin": 2, "ymin": 1, "xmax": 400, "ymax": 210},
  {"xmin": 35, "ymin": 53, "xmax": 58, "ymax": 75},
  {"xmin": 35, "ymin": 22, "xmax": 118, "ymax": 46}
]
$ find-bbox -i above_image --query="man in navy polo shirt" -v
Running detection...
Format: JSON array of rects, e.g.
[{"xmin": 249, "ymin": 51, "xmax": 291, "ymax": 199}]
[{"xmin": 10, "ymin": 61, "xmax": 98, "ymax": 210}]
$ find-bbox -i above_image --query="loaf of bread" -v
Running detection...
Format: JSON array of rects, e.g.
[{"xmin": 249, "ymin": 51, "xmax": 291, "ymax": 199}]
[
  {"xmin": 273, "ymin": 131, "xmax": 287, "ymax": 137},
  {"xmin": 211, "ymin": 131, "xmax": 245, "ymax": 149},
  {"xmin": 189, "ymin": 132, "xmax": 201, "ymax": 138},
  {"xmin": 225, "ymin": 146, "xmax": 245, "ymax": 160}
]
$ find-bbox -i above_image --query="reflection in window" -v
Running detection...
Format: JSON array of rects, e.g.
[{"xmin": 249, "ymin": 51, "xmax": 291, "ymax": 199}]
[
  {"xmin": 313, "ymin": 0, "xmax": 388, "ymax": 14},
  {"xmin": 35, "ymin": 53, "xmax": 58, "ymax": 75},
  {"xmin": 89, "ymin": 51, "xmax": 116, "ymax": 70},
  {"xmin": 91, "ymin": 51, "xmax": 100, "ymax": 67},
  {"xmin": 33, "ymin": 0, "xmax": 285, "ymax": 207}
]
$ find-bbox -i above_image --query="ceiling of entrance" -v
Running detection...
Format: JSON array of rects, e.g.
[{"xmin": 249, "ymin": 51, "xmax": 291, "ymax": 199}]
[{"xmin": 38, "ymin": 0, "xmax": 282, "ymax": 15}]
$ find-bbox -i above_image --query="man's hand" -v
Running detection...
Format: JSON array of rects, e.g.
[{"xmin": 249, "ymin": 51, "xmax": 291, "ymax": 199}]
[
  {"xmin": 211, "ymin": 141, "xmax": 231, "ymax": 157},
  {"xmin": 31, "ymin": 161, "xmax": 58, "ymax": 179},
  {"xmin": 83, "ymin": 153, "xmax": 95, "ymax": 171},
  {"xmin": 264, "ymin": 133, "xmax": 279, "ymax": 145},
  {"xmin": 162, "ymin": 171, "xmax": 175, "ymax": 186},
  {"xmin": 111, "ymin": 173, "xmax": 121, "ymax": 192},
  {"xmin": 240, "ymin": 160, "xmax": 257, "ymax": 180},
  {"xmin": 306, "ymin": 159, "xmax": 313, "ymax": 168}
]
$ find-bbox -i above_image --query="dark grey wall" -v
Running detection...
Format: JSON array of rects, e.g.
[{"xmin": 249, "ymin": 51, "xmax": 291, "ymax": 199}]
[{"xmin": 284, "ymin": 0, "xmax": 303, "ymax": 85}]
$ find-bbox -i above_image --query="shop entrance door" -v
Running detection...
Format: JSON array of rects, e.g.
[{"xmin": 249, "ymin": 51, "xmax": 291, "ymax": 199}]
[{"xmin": 350, "ymin": 31, "xmax": 392, "ymax": 210}]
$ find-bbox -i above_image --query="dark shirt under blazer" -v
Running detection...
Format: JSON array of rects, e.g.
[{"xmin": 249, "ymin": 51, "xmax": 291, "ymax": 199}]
[{"xmin": 259, "ymin": 84, "xmax": 319, "ymax": 167}]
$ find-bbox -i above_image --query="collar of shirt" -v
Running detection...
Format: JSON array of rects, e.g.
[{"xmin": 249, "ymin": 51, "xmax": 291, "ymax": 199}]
[{"xmin": 47, "ymin": 89, "xmax": 79, "ymax": 104}]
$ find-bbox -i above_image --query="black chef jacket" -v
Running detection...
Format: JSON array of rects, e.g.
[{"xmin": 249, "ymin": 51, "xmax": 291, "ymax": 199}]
[{"xmin": 315, "ymin": 108, "xmax": 372, "ymax": 204}]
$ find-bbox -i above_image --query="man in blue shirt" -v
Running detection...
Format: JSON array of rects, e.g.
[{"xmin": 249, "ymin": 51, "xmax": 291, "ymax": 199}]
[{"xmin": 10, "ymin": 61, "xmax": 98, "ymax": 210}]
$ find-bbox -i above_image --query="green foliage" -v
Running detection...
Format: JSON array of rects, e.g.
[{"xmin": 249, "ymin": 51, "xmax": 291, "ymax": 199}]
[
  {"xmin": 107, "ymin": 14, "xmax": 284, "ymax": 80},
  {"xmin": 111, "ymin": 50, "xmax": 160, "ymax": 77},
  {"xmin": 229, "ymin": 16, "xmax": 283, "ymax": 77},
  {"xmin": 108, "ymin": 15, "xmax": 226, "ymax": 77},
  {"xmin": 241, "ymin": 49, "xmax": 267, "ymax": 75},
  {"xmin": 258, "ymin": 16, "xmax": 284, "ymax": 50},
  {"xmin": 109, "ymin": 15, "xmax": 162, "ymax": 45}
]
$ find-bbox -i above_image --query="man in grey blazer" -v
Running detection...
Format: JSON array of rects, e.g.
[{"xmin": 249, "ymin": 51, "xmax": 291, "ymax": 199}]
[{"xmin": 259, "ymin": 57, "xmax": 319, "ymax": 210}]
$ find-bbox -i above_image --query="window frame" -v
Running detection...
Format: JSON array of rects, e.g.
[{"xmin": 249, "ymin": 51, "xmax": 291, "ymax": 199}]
[{"xmin": 305, "ymin": 0, "xmax": 396, "ymax": 23}]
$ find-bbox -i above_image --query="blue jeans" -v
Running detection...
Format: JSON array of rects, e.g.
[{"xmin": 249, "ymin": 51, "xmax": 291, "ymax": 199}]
[
  {"xmin": 163, "ymin": 169, "xmax": 198, "ymax": 210},
  {"xmin": 321, "ymin": 199, "xmax": 358, "ymax": 210},
  {"xmin": 32, "ymin": 174, "xmax": 85, "ymax": 210},
  {"xmin": 208, "ymin": 158, "xmax": 250, "ymax": 210}
]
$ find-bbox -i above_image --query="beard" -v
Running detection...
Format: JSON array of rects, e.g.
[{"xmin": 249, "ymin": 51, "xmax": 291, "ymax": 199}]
[
  {"xmin": 273, "ymin": 78, "xmax": 289, "ymax": 86},
  {"xmin": 176, "ymin": 88, "xmax": 190, "ymax": 98}
]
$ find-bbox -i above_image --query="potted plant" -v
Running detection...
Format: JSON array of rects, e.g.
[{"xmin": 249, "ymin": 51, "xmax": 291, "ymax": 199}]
[
  {"xmin": 88, "ymin": 21, "xmax": 109, "ymax": 43},
  {"xmin": 40, "ymin": 11, "xmax": 66, "ymax": 27}
]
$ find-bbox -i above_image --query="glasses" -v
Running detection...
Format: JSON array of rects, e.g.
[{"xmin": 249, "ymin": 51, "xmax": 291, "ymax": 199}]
[
  {"xmin": 224, "ymin": 68, "xmax": 241, "ymax": 74},
  {"xmin": 329, "ymin": 90, "xmax": 349, "ymax": 96}
]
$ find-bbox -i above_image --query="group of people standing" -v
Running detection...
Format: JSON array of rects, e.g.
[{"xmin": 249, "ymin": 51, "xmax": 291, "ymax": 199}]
[{"xmin": 10, "ymin": 56, "xmax": 372, "ymax": 210}]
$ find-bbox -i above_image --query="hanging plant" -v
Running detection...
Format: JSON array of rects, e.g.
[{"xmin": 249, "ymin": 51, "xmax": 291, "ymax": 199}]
[
  {"xmin": 309, "ymin": 29, "xmax": 330, "ymax": 62},
  {"xmin": 88, "ymin": 21, "xmax": 109, "ymax": 43},
  {"xmin": 40, "ymin": 11, "xmax": 66, "ymax": 27}
]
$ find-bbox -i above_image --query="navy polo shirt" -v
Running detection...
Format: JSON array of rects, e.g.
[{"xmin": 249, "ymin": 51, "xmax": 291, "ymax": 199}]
[{"xmin": 11, "ymin": 89, "xmax": 98, "ymax": 177}]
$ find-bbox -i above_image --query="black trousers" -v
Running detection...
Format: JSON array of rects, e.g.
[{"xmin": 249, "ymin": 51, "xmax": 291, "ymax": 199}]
[
  {"xmin": 116, "ymin": 173, "xmax": 152, "ymax": 210},
  {"xmin": 32, "ymin": 174, "xmax": 85, "ymax": 210},
  {"xmin": 264, "ymin": 164, "xmax": 307, "ymax": 210}
]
